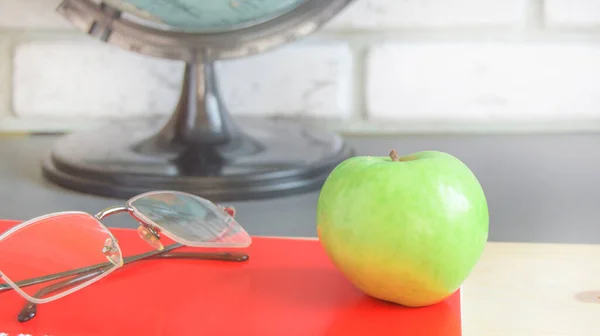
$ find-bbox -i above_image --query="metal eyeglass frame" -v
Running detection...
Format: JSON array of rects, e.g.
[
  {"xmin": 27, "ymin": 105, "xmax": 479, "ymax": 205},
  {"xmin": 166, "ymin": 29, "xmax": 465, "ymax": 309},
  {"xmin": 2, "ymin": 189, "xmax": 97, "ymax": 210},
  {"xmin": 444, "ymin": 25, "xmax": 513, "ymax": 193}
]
[{"xmin": 0, "ymin": 191, "xmax": 251, "ymax": 322}]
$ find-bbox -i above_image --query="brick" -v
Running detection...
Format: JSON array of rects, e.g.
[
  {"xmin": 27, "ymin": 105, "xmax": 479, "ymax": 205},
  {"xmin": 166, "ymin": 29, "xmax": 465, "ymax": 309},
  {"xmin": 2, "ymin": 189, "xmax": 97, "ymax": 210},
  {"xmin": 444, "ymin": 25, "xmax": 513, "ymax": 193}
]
[
  {"xmin": 0, "ymin": 0, "xmax": 74, "ymax": 29},
  {"xmin": 12, "ymin": 40, "xmax": 353, "ymax": 119},
  {"xmin": 217, "ymin": 43, "xmax": 353, "ymax": 119},
  {"xmin": 12, "ymin": 41, "xmax": 183, "ymax": 118},
  {"xmin": 366, "ymin": 43, "xmax": 600, "ymax": 123},
  {"xmin": 544, "ymin": 0, "xmax": 600, "ymax": 27},
  {"xmin": 326, "ymin": 0, "xmax": 527, "ymax": 29}
]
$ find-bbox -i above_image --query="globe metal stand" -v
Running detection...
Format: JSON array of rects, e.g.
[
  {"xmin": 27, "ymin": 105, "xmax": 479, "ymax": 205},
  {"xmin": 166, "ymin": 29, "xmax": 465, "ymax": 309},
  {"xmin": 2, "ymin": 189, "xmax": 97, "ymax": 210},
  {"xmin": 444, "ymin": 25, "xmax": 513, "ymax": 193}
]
[{"xmin": 42, "ymin": 0, "xmax": 354, "ymax": 201}]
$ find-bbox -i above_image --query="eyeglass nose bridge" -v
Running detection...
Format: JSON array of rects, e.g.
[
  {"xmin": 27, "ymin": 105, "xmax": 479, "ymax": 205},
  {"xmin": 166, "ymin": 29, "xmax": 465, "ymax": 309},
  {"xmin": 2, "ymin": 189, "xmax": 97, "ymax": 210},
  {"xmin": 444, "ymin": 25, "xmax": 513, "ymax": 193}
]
[
  {"xmin": 95, "ymin": 206, "xmax": 130, "ymax": 220},
  {"xmin": 95, "ymin": 206, "xmax": 165, "ymax": 251}
]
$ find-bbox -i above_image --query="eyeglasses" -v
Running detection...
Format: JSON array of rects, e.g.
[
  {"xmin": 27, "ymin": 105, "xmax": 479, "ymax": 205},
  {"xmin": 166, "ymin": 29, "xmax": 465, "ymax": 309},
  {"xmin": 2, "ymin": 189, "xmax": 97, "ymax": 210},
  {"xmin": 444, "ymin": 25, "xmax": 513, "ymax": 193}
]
[{"xmin": 0, "ymin": 190, "xmax": 252, "ymax": 322}]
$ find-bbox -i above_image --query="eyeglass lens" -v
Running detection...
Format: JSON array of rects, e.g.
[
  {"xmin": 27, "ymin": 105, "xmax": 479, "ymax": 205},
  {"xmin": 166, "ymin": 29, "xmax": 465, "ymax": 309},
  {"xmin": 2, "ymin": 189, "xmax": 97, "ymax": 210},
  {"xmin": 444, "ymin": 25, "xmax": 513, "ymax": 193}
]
[
  {"xmin": 0, "ymin": 212, "xmax": 121, "ymax": 300},
  {"xmin": 128, "ymin": 191, "xmax": 251, "ymax": 247}
]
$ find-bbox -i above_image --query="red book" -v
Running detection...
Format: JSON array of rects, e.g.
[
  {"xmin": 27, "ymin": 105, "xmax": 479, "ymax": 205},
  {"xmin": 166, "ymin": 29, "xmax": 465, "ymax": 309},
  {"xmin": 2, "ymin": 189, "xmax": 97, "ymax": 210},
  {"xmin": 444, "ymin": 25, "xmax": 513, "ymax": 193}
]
[{"xmin": 0, "ymin": 220, "xmax": 461, "ymax": 335}]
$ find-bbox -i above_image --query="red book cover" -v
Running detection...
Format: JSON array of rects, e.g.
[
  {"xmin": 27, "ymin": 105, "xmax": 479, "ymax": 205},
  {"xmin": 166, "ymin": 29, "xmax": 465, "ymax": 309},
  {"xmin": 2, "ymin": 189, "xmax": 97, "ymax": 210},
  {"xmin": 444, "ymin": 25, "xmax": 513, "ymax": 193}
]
[{"xmin": 0, "ymin": 220, "xmax": 461, "ymax": 335}]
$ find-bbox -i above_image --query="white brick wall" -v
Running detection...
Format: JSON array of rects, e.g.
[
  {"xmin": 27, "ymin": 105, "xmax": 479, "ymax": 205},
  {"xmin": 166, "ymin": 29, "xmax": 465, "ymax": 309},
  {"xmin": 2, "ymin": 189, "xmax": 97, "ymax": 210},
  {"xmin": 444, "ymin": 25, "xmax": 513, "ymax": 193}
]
[
  {"xmin": 2, "ymin": 0, "xmax": 600, "ymax": 133},
  {"xmin": 13, "ymin": 41, "xmax": 183, "ymax": 118}
]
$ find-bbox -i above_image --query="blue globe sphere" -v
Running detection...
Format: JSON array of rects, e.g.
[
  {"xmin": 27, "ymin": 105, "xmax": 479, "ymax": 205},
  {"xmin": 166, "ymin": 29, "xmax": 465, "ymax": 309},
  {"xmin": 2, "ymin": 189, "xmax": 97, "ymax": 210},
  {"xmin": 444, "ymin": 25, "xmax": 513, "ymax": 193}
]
[{"xmin": 104, "ymin": 0, "xmax": 306, "ymax": 31}]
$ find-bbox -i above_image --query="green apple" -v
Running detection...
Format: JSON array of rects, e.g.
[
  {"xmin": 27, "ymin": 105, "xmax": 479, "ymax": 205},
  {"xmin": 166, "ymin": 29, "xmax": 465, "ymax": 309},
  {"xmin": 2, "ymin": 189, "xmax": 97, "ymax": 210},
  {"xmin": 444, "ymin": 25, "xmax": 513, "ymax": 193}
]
[{"xmin": 316, "ymin": 150, "xmax": 488, "ymax": 307}]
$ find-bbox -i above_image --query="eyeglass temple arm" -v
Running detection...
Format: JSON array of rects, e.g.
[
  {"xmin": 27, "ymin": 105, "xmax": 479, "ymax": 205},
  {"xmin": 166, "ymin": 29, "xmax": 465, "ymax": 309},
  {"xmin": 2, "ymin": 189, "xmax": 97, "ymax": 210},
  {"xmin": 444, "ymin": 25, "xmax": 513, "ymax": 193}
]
[
  {"xmin": 17, "ymin": 250, "xmax": 249, "ymax": 323},
  {"xmin": 0, "ymin": 242, "xmax": 250, "ymax": 294},
  {"xmin": 23, "ymin": 249, "xmax": 249, "ymax": 307},
  {"xmin": 18, "ymin": 266, "xmax": 109, "ymax": 322},
  {"xmin": 0, "ymin": 242, "xmax": 183, "ymax": 293},
  {"xmin": 24, "ymin": 250, "xmax": 248, "ymax": 304}
]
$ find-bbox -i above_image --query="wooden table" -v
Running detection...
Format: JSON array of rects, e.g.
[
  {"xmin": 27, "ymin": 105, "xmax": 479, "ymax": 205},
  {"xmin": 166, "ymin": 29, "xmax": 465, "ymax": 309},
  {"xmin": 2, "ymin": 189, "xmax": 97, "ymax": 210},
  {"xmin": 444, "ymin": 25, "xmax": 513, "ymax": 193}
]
[{"xmin": 460, "ymin": 242, "xmax": 600, "ymax": 336}]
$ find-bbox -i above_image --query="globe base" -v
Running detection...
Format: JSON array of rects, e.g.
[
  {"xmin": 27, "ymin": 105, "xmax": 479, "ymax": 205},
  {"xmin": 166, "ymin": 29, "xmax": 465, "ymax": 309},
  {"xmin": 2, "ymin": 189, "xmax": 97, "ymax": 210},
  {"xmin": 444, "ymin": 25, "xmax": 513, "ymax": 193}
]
[
  {"xmin": 47, "ymin": 0, "xmax": 356, "ymax": 201},
  {"xmin": 41, "ymin": 117, "xmax": 354, "ymax": 201}
]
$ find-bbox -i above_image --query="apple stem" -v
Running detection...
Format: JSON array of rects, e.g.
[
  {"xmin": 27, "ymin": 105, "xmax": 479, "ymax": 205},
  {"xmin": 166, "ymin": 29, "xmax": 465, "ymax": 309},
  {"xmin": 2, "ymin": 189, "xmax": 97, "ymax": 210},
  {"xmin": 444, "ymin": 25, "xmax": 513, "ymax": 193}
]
[{"xmin": 389, "ymin": 150, "xmax": 400, "ymax": 162}]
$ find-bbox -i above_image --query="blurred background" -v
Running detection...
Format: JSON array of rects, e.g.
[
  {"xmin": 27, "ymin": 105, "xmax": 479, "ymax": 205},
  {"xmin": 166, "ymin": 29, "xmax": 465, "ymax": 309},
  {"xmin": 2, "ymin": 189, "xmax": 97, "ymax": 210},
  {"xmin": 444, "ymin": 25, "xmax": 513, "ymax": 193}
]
[
  {"xmin": 1, "ymin": 0, "xmax": 600, "ymax": 243},
  {"xmin": 3, "ymin": 0, "xmax": 600, "ymax": 132}
]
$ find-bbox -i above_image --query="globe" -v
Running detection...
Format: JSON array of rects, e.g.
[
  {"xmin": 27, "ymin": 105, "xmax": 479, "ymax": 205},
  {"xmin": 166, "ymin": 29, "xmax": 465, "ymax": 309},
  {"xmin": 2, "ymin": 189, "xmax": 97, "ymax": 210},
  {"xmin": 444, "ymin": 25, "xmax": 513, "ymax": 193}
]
[
  {"xmin": 42, "ymin": 0, "xmax": 355, "ymax": 202},
  {"xmin": 103, "ymin": 0, "xmax": 306, "ymax": 32}
]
